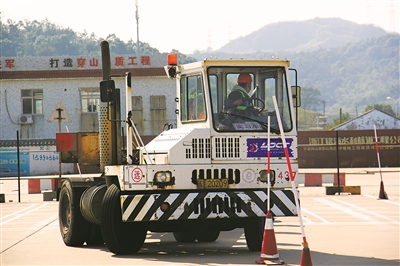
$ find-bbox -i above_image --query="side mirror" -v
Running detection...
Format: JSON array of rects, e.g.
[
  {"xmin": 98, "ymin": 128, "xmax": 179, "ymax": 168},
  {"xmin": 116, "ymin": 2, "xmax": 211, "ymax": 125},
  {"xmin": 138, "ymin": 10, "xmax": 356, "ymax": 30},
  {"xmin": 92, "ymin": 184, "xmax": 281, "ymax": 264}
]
[
  {"xmin": 164, "ymin": 65, "xmax": 177, "ymax": 79},
  {"xmin": 100, "ymin": 80, "xmax": 116, "ymax": 102},
  {"xmin": 291, "ymin": 86, "xmax": 301, "ymax": 107}
]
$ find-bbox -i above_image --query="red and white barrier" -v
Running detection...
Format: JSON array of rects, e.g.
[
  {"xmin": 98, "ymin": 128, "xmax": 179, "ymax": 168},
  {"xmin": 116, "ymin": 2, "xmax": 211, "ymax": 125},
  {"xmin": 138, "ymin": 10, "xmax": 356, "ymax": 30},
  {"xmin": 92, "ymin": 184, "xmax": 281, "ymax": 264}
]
[
  {"xmin": 28, "ymin": 179, "xmax": 56, "ymax": 194},
  {"xmin": 296, "ymin": 173, "xmax": 346, "ymax": 187}
]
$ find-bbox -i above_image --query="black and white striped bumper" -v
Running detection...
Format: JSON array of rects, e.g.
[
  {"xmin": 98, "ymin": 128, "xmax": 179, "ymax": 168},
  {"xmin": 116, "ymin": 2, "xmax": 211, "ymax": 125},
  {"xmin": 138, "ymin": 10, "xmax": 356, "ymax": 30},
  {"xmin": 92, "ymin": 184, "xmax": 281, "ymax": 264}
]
[{"xmin": 120, "ymin": 189, "xmax": 297, "ymax": 222}]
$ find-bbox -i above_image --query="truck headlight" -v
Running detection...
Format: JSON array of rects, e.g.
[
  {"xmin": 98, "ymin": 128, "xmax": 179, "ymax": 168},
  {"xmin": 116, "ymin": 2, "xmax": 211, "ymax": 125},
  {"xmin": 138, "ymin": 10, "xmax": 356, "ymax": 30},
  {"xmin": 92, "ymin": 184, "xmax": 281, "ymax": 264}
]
[
  {"xmin": 153, "ymin": 171, "xmax": 174, "ymax": 188},
  {"xmin": 259, "ymin": 170, "xmax": 275, "ymax": 186}
]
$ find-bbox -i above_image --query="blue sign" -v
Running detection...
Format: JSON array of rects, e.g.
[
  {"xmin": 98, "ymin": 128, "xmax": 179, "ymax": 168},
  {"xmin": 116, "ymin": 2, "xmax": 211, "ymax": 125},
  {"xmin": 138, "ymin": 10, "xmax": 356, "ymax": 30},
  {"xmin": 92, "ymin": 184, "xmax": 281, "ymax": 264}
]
[
  {"xmin": 246, "ymin": 138, "xmax": 294, "ymax": 158},
  {"xmin": 0, "ymin": 148, "xmax": 30, "ymax": 177}
]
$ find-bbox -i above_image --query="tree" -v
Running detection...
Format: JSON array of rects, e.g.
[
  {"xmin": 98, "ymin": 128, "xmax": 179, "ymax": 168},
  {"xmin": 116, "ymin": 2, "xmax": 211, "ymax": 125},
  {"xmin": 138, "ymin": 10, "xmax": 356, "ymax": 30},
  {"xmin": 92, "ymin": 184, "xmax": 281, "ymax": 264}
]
[
  {"xmin": 332, "ymin": 112, "xmax": 351, "ymax": 126},
  {"xmin": 301, "ymin": 86, "xmax": 322, "ymax": 111},
  {"xmin": 170, "ymin": 49, "xmax": 196, "ymax": 64},
  {"xmin": 365, "ymin": 104, "xmax": 396, "ymax": 117}
]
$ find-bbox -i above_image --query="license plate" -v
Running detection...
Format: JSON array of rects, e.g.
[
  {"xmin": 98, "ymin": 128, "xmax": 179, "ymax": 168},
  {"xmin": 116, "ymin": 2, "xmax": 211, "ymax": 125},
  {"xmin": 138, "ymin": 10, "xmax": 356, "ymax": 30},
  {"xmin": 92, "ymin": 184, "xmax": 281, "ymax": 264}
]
[{"xmin": 197, "ymin": 179, "xmax": 229, "ymax": 189}]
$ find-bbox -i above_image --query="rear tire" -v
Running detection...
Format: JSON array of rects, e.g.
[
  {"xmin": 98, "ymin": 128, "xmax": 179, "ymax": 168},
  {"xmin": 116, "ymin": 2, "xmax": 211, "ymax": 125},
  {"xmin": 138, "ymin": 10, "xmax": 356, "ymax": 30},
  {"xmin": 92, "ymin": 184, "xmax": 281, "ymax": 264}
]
[
  {"xmin": 85, "ymin": 224, "xmax": 104, "ymax": 246},
  {"xmin": 101, "ymin": 184, "xmax": 147, "ymax": 255},
  {"xmin": 244, "ymin": 217, "xmax": 265, "ymax": 251},
  {"xmin": 173, "ymin": 231, "xmax": 197, "ymax": 243},
  {"xmin": 59, "ymin": 180, "xmax": 89, "ymax": 246},
  {"xmin": 196, "ymin": 230, "xmax": 220, "ymax": 242}
]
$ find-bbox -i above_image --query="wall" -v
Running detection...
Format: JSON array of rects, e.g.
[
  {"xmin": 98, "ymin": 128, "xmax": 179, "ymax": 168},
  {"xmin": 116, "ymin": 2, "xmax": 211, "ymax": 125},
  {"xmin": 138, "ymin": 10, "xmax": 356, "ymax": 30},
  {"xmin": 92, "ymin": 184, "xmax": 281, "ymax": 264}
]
[
  {"xmin": 334, "ymin": 109, "xmax": 399, "ymax": 130},
  {"xmin": 0, "ymin": 76, "xmax": 176, "ymax": 140},
  {"xmin": 298, "ymin": 129, "xmax": 400, "ymax": 168},
  {"xmin": 0, "ymin": 145, "xmax": 74, "ymax": 177}
]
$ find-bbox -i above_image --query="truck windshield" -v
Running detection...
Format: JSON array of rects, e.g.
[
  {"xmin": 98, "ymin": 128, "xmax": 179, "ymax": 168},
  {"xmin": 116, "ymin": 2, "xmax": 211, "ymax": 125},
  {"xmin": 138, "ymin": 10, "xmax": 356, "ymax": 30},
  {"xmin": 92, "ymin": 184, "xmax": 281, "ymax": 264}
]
[{"xmin": 208, "ymin": 66, "xmax": 293, "ymax": 133}]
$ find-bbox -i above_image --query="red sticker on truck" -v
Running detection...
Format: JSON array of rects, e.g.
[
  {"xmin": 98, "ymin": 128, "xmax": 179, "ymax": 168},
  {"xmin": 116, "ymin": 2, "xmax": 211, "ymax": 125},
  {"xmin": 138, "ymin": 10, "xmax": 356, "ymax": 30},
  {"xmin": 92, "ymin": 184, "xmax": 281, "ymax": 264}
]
[{"xmin": 131, "ymin": 167, "xmax": 143, "ymax": 182}]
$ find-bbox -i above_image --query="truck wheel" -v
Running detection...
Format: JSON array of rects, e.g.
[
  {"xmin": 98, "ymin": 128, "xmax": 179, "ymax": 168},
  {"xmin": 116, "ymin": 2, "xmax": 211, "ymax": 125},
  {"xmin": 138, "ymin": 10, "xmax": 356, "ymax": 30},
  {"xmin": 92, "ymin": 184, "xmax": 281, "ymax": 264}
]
[
  {"xmin": 101, "ymin": 184, "xmax": 147, "ymax": 255},
  {"xmin": 172, "ymin": 231, "xmax": 197, "ymax": 243},
  {"xmin": 59, "ymin": 179, "xmax": 89, "ymax": 246},
  {"xmin": 244, "ymin": 217, "xmax": 265, "ymax": 251},
  {"xmin": 196, "ymin": 230, "xmax": 220, "ymax": 242}
]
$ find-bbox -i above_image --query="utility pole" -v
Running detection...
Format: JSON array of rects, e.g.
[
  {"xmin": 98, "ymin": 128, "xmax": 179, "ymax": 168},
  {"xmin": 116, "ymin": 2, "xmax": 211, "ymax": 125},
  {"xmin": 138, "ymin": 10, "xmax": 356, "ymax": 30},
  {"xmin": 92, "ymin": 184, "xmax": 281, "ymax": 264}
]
[{"xmin": 136, "ymin": 0, "xmax": 140, "ymax": 58}]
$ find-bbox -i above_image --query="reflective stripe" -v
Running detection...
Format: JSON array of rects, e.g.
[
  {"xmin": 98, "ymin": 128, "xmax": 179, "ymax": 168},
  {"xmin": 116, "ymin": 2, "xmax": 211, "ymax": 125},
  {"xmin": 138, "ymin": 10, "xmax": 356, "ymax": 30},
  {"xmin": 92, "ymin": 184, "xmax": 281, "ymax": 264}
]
[
  {"xmin": 235, "ymin": 90, "xmax": 250, "ymax": 110},
  {"xmin": 120, "ymin": 190, "xmax": 297, "ymax": 222}
]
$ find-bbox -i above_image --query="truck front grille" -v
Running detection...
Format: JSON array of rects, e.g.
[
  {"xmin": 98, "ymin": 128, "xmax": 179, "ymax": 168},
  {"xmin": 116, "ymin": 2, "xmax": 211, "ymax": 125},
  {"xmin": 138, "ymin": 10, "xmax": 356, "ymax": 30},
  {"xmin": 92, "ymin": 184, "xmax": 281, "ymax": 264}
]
[
  {"xmin": 191, "ymin": 168, "xmax": 240, "ymax": 185},
  {"xmin": 186, "ymin": 138, "xmax": 211, "ymax": 159},
  {"xmin": 214, "ymin": 137, "xmax": 240, "ymax": 159}
]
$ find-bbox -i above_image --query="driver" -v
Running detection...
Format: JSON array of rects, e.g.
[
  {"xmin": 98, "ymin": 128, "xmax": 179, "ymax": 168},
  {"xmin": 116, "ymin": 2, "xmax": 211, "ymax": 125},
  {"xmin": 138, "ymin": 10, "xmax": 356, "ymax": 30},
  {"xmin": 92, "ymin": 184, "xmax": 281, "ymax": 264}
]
[{"xmin": 224, "ymin": 73, "xmax": 259, "ymax": 115}]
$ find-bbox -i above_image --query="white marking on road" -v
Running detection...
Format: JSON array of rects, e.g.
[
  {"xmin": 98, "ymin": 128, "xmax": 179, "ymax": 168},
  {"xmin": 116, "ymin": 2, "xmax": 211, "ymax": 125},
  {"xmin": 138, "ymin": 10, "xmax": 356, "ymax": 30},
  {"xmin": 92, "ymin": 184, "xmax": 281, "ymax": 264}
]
[
  {"xmin": 302, "ymin": 207, "xmax": 333, "ymax": 224},
  {"xmin": 312, "ymin": 221, "xmax": 399, "ymax": 226},
  {"xmin": 301, "ymin": 214, "xmax": 314, "ymax": 224},
  {"xmin": 0, "ymin": 203, "xmax": 49, "ymax": 226},
  {"xmin": 332, "ymin": 198, "xmax": 398, "ymax": 223},
  {"xmin": 0, "ymin": 204, "xmax": 38, "ymax": 220},
  {"xmin": 33, "ymin": 214, "xmax": 58, "ymax": 229},
  {"xmin": 233, "ymin": 234, "xmax": 247, "ymax": 248},
  {"xmin": 0, "ymin": 203, "xmax": 58, "ymax": 254},
  {"xmin": 314, "ymin": 198, "xmax": 373, "ymax": 221},
  {"xmin": 363, "ymin": 194, "xmax": 400, "ymax": 206}
]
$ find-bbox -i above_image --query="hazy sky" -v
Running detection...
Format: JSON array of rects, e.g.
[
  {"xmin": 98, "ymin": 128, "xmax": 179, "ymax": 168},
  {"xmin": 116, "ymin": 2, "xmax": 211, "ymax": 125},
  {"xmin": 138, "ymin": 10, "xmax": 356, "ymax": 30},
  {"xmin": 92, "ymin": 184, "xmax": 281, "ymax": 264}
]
[{"xmin": 1, "ymin": 0, "xmax": 399, "ymax": 54}]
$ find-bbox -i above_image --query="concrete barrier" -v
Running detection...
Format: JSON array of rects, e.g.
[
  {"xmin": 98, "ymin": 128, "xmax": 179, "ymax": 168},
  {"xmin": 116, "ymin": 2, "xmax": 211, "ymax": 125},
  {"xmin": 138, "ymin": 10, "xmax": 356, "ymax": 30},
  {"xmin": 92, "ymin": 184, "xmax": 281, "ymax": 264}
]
[
  {"xmin": 325, "ymin": 186, "xmax": 361, "ymax": 195},
  {"xmin": 28, "ymin": 179, "xmax": 56, "ymax": 194},
  {"xmin": 43, "ymin": 191, "xmax": 57, "ymax": 201},
  {"xmin": 297, "ymin": 173, "xmax": 346, "ymax": 187},
  {"xmin": 296, "ymin": 172, "xmax": 360, "ymax": 195}
]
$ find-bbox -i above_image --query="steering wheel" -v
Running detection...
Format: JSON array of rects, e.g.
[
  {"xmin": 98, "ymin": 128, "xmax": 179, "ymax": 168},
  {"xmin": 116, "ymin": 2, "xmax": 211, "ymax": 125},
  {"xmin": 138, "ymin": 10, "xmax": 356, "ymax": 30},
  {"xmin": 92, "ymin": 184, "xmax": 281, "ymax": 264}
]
[{"xmin": 251, "ymin": 97, "xmax": 265, "ymax": 114}]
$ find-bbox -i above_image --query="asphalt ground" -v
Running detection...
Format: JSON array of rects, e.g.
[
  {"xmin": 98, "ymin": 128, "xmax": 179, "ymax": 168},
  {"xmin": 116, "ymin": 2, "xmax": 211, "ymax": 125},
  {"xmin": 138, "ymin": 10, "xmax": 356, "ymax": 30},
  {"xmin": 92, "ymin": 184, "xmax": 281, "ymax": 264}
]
[{"xmin": 0, "ymin": 168, "xmax": 399, "ymax": 265}]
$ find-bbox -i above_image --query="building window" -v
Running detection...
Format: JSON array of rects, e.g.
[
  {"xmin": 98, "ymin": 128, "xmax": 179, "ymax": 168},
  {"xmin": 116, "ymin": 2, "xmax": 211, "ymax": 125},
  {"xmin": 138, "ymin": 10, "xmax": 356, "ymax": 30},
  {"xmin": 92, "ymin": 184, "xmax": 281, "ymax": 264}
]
[
  {"xmin": 132, "ymin": 96, "xmax": 143, "ymax": 111},
  {"xmin": 21, "ymin": 89, "xmax": 43, "ymax": 114},
  {"xmin": 150, "ymin": 95, "xmax": 166, "ymax": 110},
  {"xmin": 80, "ymin": 88, "xmax": 100, "ymax": 113}
]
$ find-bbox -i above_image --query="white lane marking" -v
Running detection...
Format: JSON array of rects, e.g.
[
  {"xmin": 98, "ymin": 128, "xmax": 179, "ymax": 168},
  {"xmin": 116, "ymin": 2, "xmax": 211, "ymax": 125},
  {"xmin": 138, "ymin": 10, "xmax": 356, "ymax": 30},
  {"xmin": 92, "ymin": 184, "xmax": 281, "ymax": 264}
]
[
  {"xmin": 363, "ymin": 194, "xmax": 400, "ymax": 206},
  {"xmin": 297, "ymin": 221, "xmax": 399, "ymax": 226},
  {"xmin": 1, "ymin": 205, "xmax": 58, "ymax": 254},
  {"xmin": 314, "ymin": 198, "xmax": 373, "ymax": 221},
  {"xmin": 302, "ymin": 207, "xmax": 333, "ymax": 224},
  {"xmin": 0, "ymin": 204, "xmax": 38, "ymax": 220},
  {"xmin": 332, "ymin": 198, "xmax": 398, "ymax": 223},
  {"xmin": 0, "ymin": 203, "xmax": 49, "ymax": 226},
  {"xmin": 33, "ymin": 214, "xmax": 59, "ymax": 229},
  {"xmin": 233, "ymin": 233, "xmax": 247, "ymax": 247},
  {"xmin": 301, "ymin": 214, "xmax": 314, "ymax": 224}
]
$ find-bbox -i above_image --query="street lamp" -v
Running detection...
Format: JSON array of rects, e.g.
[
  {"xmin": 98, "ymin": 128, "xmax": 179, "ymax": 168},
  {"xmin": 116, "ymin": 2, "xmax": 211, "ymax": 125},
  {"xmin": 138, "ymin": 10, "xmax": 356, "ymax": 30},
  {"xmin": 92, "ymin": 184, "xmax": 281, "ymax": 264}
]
[{"xmin": 386, "ymin": 96, "xmax": 399, "ymax": 117}]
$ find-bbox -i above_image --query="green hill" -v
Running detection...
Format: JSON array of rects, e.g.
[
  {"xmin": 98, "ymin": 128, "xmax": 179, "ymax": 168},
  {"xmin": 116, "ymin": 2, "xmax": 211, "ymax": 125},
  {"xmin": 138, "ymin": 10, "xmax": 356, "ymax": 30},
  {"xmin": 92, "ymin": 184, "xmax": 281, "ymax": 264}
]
[
  {"xmin": 217, "ymin": 17, "xmax": 387, "ymax": 53},
  {"xmin": 192, "ymin": 18, "xmax": 399, "ymax": 120},
  {"xmin": 1, "ymin": 17, "xmax": 398, "ymax": 122}
]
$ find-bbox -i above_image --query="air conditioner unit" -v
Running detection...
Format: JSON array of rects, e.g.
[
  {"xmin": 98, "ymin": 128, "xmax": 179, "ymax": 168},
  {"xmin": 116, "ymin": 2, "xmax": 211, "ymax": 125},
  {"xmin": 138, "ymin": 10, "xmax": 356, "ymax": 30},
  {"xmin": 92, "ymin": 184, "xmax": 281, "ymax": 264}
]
[{"xmin": 19, "ymin": 115, "xmax": 33, "ymax": 124}]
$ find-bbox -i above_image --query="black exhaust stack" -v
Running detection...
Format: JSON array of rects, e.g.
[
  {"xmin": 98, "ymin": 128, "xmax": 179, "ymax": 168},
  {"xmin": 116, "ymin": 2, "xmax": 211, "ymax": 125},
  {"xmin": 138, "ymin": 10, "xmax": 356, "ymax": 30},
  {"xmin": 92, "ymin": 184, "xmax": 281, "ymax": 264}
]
[{"xmin": 99, "ymin": 41, "xmax": 122, "ymax": 171}]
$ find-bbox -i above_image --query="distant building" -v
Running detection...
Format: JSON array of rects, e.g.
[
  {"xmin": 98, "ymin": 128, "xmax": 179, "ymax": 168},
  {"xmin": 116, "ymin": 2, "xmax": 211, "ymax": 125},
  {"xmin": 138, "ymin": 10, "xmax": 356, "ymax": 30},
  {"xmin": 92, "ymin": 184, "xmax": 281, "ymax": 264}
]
[
  {"xmin": 331, "ymin": 108, "xmax": 399, "ymax": 130},
  {"xmin": 0, "ymin": 54, "xmax": 174, "ymax": 175},
  {"xmin": 0, "ymin": 54, "xmax": 175, "ymax": 140}
]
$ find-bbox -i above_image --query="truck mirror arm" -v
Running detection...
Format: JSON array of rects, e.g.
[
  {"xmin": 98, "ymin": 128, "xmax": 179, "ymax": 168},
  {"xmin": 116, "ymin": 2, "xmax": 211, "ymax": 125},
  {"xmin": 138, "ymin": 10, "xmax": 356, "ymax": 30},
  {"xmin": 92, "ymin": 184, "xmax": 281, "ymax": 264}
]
[{"xmin": 126, "ymin": 111, "xmax": 134, "ymax": 128}]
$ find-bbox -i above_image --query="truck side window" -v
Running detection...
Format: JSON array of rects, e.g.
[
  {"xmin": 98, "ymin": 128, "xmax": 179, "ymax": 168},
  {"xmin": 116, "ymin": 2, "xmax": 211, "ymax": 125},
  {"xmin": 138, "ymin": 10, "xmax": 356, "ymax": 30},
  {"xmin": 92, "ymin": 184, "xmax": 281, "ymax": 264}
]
[
  {"xmin": 180, "ymin": 74, "xmax": 206, "ymax": 122},
  {"xmin": 209, "ymin": 75, "xmax": 218, "ymax": 112}
]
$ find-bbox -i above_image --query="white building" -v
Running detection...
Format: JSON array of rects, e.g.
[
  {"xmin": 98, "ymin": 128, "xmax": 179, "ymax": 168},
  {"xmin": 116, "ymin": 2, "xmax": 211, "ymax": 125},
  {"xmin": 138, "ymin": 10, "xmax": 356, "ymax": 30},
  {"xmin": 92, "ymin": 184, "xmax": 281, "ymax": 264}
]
[
  {"xmin": 332, "ymin": 108, "xmax": 399, "ymax": 130},
  {"xmin": 0, "ymin": 54, "xmax": 175, "ymax": 176}
]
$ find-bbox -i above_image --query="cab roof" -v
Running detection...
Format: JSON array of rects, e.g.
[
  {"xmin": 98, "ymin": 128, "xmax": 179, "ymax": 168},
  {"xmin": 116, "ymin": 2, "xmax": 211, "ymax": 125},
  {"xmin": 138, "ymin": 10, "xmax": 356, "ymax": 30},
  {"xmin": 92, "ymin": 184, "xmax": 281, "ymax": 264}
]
[{"xmin": 179, "ymin": 58, "xmax": 291, "ymax": 71}]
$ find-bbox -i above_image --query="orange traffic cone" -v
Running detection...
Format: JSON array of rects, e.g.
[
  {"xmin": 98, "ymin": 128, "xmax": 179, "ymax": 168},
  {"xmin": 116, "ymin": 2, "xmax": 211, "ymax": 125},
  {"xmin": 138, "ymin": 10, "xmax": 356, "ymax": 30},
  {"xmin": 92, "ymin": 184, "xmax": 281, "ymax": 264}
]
[
  {"xmin": 300, "ymin": 241, "xmax": 313, "ymax": 266},
  {"xmin": 378, "ymin": 180, "xmax": 388, "ymax": 200},
  {"xmin": 256, "ymin": 212, "xmax": 284, "ymax": 265}
]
